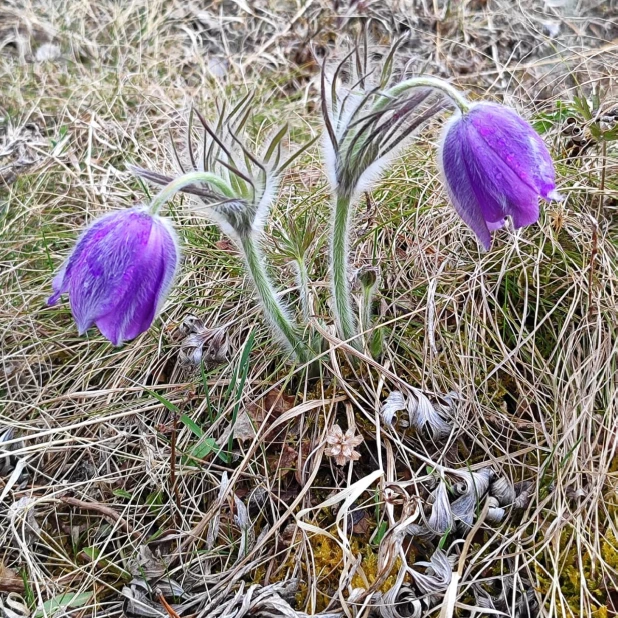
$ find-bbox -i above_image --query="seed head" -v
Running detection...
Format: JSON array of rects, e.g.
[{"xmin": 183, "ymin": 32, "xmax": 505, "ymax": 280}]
[{"xmin": 325, "ymin": 424, "xmax": 363, "ymax": 466}]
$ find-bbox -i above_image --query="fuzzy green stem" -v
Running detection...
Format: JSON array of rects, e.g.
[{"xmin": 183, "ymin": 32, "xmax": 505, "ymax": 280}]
[
  {"xmin": 361, "ymin": 282, "xmax": 376, "ymax": 337},
  {"xmin": 240, "ymin": 234, "xmax": 311, "ymax": 363},
  {"xmin": 295, "ymin": 259, "xmax": 312, "ymax": 323},
  {"xmin": 331, "ymin": 194, "xmax": 360, "ymax": 348},
  {"xmin": 375, "ymin": 76, "xmax": 470, "ymax": 114},
  {"xmin": 149, "ymin": 171, "xmax": 234, "ymax": 215}
]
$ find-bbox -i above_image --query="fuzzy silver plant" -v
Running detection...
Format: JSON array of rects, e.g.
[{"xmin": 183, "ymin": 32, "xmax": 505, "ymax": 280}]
[
  {"xmin": 380, "ymin": 389, "xmax": 453, "ymax": 440},
  {"xmin": 133, "ymin": 98, "xmax": 317, "ymax": 362},
  {"xmin": 177, "ymin": 314, "xmax": 229, "ymax": 368},
  {"xmin": 134, "ymin": 96, "xmax": 314, "ymax": 240},
  {"xmin": 449, "ymin": 467, "xmax": 495, "ymax": 528},
  {"xmin": 426, "ymin": 480, "xmax": 454, "ymax": 535},
  {"xmin": 409, "ymin": 549, "xmax": 453, "ymax": 597},
  {"xmin": 471, "ymin": 570, "xmax": 539, "ymax": 618},
  {"xmin": 321, "ymin": 38, "xmax": 446, "ymax": 347}
]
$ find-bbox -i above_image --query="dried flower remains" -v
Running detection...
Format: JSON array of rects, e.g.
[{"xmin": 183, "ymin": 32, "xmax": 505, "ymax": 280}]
[{"xmin": 325, "ymin": 424, "xmax": 364, "ymax": 466}]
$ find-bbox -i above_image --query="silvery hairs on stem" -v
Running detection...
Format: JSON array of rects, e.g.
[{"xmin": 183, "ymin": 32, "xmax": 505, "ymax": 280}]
[
  {"xmin": 131, "ymin": 94, "xmax": 316, "ymax": 241},
  {"xmin": 131, "ymin": 96, "xmax": 317, "ymax": 362},
  {"xmin": 321, "ymin": 36, "xmax": 448, "ymax": 201},
  {"xmin": 321, "ymin": 35, "xmax": 448, "ymax": 347}
]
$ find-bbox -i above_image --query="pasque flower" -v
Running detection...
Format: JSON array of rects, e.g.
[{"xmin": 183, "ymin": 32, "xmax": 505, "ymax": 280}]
[
  {"xmin": 48, "ymin": 206, "xmax": 179, "ymax": 346},
  {"xmin": 132, "ymin": 99, "xmax": 317, "ymax": 363},
  {"xmin": 439, "ymin": 102, "xmax": 561, "ymax": 249}
]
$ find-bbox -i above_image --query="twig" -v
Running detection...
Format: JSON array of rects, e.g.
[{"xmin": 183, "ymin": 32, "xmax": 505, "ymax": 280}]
[
  {"xmin": 59, "ymin": 496, "xmax": 140, "ymax": 539},
  {"xmin": 156, "ymin": 590, "xmax": 182, "ymax": 618}
]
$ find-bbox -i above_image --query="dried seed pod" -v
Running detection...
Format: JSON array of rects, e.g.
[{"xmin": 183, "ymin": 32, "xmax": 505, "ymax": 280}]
[{"xmin": 325, "ymin": 424, "xmax": 363, "ymax": 466}]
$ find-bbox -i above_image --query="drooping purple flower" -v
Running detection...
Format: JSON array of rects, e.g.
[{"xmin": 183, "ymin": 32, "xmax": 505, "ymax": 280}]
[
  {"xmin": 439, "ymin": 102, "xmax": 561, "ymax": 249},
  {"xmin": 48, "ymin": 206, "xmax": 179, "ymax": 346}
]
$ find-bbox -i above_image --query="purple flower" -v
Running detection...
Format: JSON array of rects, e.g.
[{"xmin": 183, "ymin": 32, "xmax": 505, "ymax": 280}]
[
  {"xmin": 48, "ymin": 206, "xmax": 179, "ymax": 346},
  {"xmin": 439, "ymin": 102, "xmax": 561, "ymax": 249}
]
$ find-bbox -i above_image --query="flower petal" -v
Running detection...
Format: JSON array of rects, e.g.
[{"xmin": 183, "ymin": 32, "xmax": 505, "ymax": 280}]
[
  {"xmin": 462, "ymin": 119, "xmax": 540, "ymax": 229},
  {"xmin": 94, "ymin": 217, "xmax": 178, "ymax": 346},
  {"xmin": 468, "ymin": 102, "xmax": 557, "ymax": 199},
  {"xmin": 48, "ymin": 263, "xmax": 68, "ymax": 306},
  {"xmin": 440, "ymin": 115, "xmax": 492, "ymax": 249},
  {"xmin": 68, "ymin": 211, "xmax": 154, "ymax": 334},
  {"xmin": 440, "ymin": 101, "xmax": 558, "ymax": 249},
  {"xmin": 49, "ymin": 206, "xmax": 180, "ymax": 346}
]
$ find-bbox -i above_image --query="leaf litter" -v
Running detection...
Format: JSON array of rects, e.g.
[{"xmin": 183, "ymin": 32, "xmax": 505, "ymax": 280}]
[{"xmin": 1, "ymin": 0, "xmax": 617, "ymax": 616}]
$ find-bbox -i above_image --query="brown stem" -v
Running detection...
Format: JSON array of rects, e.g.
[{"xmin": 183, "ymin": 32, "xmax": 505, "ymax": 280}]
[{"xmin": 60, "ymin": 496, "xmax": 139, "ymax": 539}]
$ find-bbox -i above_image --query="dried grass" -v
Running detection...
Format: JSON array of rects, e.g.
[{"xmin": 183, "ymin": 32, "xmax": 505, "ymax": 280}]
[{"xmin": 1, "ymin": 0, "xmax": 618, "ymax": 617}]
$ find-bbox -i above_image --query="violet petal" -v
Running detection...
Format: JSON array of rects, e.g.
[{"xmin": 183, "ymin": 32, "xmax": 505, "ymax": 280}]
[
  {"xmin": 49, "ymin": 206, "xmax": 179, "ymax": 346},
  {"xmin": 468, "ymin": 102, "xmax": 557, "ymax": 199}
]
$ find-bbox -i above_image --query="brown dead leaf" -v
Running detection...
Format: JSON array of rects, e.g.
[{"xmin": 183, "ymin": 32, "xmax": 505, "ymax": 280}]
[
  {"xmin": 233, "ymin": 410, "xmax": 257, "ymax": 443},
  {"xmin": 294, "ymin": 439, "xmax": 313, "ymax": 486},
  {"xmin": 350, "ymin": 509, "xmax": 371, "ymax": 535},
  {"xmin": 267, "ymin": 444, "xmax": 297, "ymax": 479},
  {"xmin": 233, "ymin": 389, "xmax": 297, "ymax": 443},
  {"xmin": 247, "ymin": 389, "xmax": 295, "ymax": 425},
  {"xmin": 215, "ymin": 238, "xmax": 238, "ymax": 253},
  {"xmin": 280, "ymin": 522, "xmax": 298, "ymax": 547},
  {"xmin": 0, "ymin": 563, "xmax": 24, "ymax": 593}
]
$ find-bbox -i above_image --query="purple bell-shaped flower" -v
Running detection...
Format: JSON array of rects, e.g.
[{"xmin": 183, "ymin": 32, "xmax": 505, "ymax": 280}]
[
  {"xmin": 48, "ymin": 206, "xmax": 179, "ymax": 346},
  {"xmin": 439, "ymin": 102, "xmax": 561, "ymax": 249}
]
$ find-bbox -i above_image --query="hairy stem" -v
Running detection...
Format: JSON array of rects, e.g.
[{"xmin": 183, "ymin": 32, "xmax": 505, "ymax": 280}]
[
  {"xmin": 240, "ymin": 234, "xmax": 311, "ymax": 363},
  {"xmin": 294, "ymin": 259, "xmax": 312, "ymax": 323},
  {"xmin": 149, "ymin": 171, "xmax": 234, "ymax": 215},
  {"xmin": 361, "ymin": 282, "xmax": 375, "ymax": 337},
  {"xmin": 331, "ymin": 194, "xmax": 360, "ymax": 348},
  {"xmin": 375, "ymin": 76, "xmax": 470, "ymax": 114}
]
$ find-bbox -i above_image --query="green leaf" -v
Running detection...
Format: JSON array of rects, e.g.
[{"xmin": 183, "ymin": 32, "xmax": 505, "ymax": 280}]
[
  {"xmin": 20, "ymin": 568, "xmax": 35, "ymax": 608},
  {"xmin": 147, "ymin": 390, "xmax": 180, "ymax": 413},
  {"xmin": 126, "ymin": 379, "xmax": 179, "ymax": 414},
  {"xmin": 146, "ymin": 528, "xmax": 166, "ymax": 543},
  {"xmin": 113, "ymin": 488, "xmax": 133, "ymax": 499},
  {"xmin": 146, "ymin": 491, "xmax": 163, "ymax": 513},
  {"xmin": 179, "ymin": 414, "xmax": 203, "ymax": 438},
  {"xmin": 186, "ymin": 437, "xmax": 219, "ymax": 462},
  {"xmin": 370, "ymin": 329, "xmax": 384, "ymax": 360},
  {"xmin": 35, "ymin": 592, "xmax": 93, "ymax": 618},
  {"xmin": 573, "ymin": 95, "xmax": 592, "ymax": 121},
  {"xmin": 373, "ymin": 521, "xmax": 388, "ymax": 545},
  {"xmin": 228, "ymin": 332, "xmax": 254, "ymax": 455},
  {"xmin": 438, "ymin": 528, "xmax": 451, "ymax": 550},
  {"xmin": 81, "ymin": 546, "xmax": 100, "ymax": 561}
]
